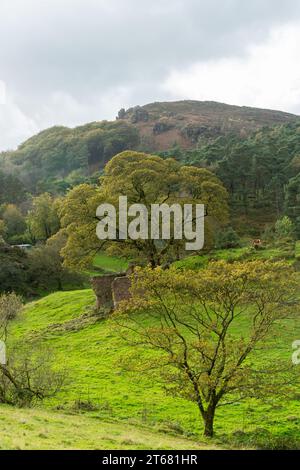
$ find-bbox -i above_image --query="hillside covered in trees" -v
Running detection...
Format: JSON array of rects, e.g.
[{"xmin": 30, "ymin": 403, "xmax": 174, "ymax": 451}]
[
  {"xmin": 0, "ymin": 120, "xmax": 140, "ymax": 194},
  {"xmin": 0, "ymin": 100, "xmax": 299, "ymax": 237},
  {"xmin": 0, "ymin": 100, "xmax": 298, "ymax": 194},
  {"xmin": 175, "ymin": 122, "xmax": 300, "ymax": 234}
]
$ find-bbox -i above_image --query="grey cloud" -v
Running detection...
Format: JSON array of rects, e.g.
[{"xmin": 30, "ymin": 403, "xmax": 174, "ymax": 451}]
[{"xmin": 0, "ymin": 0, "xmax": 300, "ymax": 149}]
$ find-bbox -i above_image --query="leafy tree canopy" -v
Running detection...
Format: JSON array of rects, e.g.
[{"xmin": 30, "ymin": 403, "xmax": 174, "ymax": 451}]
[
  {"xmin": 60, "ymin": 151, "xmax": 228, "ymax": 268},
  {"xmin": 115, "ymin": 260, "xmax": 300, "ymax": 437}
]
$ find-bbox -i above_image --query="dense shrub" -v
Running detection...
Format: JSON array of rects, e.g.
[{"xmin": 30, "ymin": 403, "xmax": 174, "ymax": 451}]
[{"xmin": 215, "ymin": 227, "xmax": 241, "ymax": 249}]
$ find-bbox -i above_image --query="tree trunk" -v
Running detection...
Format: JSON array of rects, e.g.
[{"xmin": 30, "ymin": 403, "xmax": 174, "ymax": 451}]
[
  {"xmin": 148, "ymin": 250, "xmax": 159, "ymax": 268},
  {"xmin": 203, "ymin": 405, "xmax": 216, "ymax": 438},
  {"xmin": 57, "ymin": 277, "xmax": 63, "ymax": 291}
]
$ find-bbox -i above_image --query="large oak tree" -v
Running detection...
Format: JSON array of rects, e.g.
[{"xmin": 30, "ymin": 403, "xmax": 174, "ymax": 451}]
[{"xmin": 60, "ymin": 151, "xmax": 228, "ymax": 268}]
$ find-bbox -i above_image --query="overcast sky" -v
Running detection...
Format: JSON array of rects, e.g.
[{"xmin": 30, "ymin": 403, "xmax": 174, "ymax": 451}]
[{"xmin": 1, "ymin": 0, "xmax": 300, "ymax": 151}]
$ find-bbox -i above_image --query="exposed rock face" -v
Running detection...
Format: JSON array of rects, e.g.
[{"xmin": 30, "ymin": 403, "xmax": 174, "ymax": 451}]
[
  {"xmin": 130, "ymin": 106, "xmax": 149, "ymax": 123},
  {"xmin": 153, "ymin": 119, "xmax": 175, "ymax": 135},
  {"xmin": 120, "ymin": 100, "xmax": 298, "ymax": 151}
]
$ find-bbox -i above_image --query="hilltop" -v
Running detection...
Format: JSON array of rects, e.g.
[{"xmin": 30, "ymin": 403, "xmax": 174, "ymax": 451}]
[
  {"xmin": 117, "ymin": 100, "xmax": 298, "ymax": 151},
  {"xmin": 0, "ymin": 101, "xmax": 298, "ymax": 193}
]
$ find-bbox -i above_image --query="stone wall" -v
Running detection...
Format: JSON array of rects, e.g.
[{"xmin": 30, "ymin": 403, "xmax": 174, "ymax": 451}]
[
  {"xmin": 91, "ymin": 265, "xmax": 138, "ymax": 311},
  {"xmin": 112, "ymin": 276, "xmax": 132, "ymax": 309},
  {"xmin": 91, "ymin": 273, "xmax": 125, "ymax": 309}
]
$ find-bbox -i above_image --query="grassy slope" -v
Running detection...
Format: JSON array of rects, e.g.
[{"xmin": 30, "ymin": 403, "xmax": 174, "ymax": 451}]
[
  {"xmin": 0, "ymin": 406, "xmax": 216, "ymax": 450},
  {"xmin": 7, "ymin": 290, "xmax": 220, "ymax": 450},
  {"xmin": 93, "ymin": 253, "xmax": 129, "ymax": 273},
  {"xmin": 173, "ymin": 246, "xmax": 295, "ymax": 270},
  {"xmin": 7, "ymin": 254, "xmax": 300, "ymax": 449},
  {"xmin": 86, "ymin": 253, "xmax": 129, "ymax": 277}
]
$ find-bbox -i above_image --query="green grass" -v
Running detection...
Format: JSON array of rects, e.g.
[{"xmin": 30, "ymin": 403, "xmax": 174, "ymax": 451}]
[
  {"xmin": 16, "ymin": 290, "xmax": 95, "ymax": 333},
  {"xmin": 93, "ymin": 253, "xmax": 129, "ymax": 273},
  {"xmin": 173, "ymin": 245, "xmax": 296, "ymax": 270},
  {"xmin": 0, "ymin": 406, "xmax": 217, "ymax": 450},
  {"xmin": 84, "ymin": 252, "xmax": 129, "ymax": 278},
  {"xmin": 8, "ymin": 286, "xmax": 300, "ymax": 449},
  {"xmin": 173, "ymin": 247, "xmax": 248, "ymax": 270}
]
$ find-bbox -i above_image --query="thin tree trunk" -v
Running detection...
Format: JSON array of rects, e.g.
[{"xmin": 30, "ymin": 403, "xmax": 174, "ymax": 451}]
[{"xmin": 57, "ymin": 277, "xmax": 63, "ymax": 291}]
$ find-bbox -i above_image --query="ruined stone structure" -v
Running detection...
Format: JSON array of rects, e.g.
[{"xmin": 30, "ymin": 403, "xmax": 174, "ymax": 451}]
[
  {"xmin": 91, "ymin": 271, "xmax": 131, "ymax": 310},
  {"xmin": 112, "ymin": 276, "xmax": 132, "ymax": 309}
]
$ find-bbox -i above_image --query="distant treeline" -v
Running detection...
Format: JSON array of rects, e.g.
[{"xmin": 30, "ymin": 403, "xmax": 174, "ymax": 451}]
[{"xmin": 0, "ymin": 120, "xmax": 139, "ymax": 194}]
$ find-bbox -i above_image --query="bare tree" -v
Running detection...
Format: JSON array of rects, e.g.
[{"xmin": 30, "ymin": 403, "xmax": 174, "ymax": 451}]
[
  {"xmin": 0, "ymin": 292, "xmax": 23, "ymax": 341},
  {"xmin": 0, "ymin": 345, "xmax": 67, "ymax": 406},
  {"xmin": 0, "ymin": 292, "xmax": 67, "ymax": 406}
]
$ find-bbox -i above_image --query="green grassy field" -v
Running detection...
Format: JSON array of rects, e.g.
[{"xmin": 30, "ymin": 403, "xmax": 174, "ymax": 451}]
[
  {"xmin": 0, "ymin": 406, "xmax": 218, "ymax": 450},
  {"xmin": 92, "ymin": 253, "xmax": 129, "ymax": 273},
  {"xmin": 7, "ymin": 266, "xmax": 300, "ymax": 449},
  {"xmin": 173, "ymin": 245, "xmax": 296, "ymax": 270}
]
